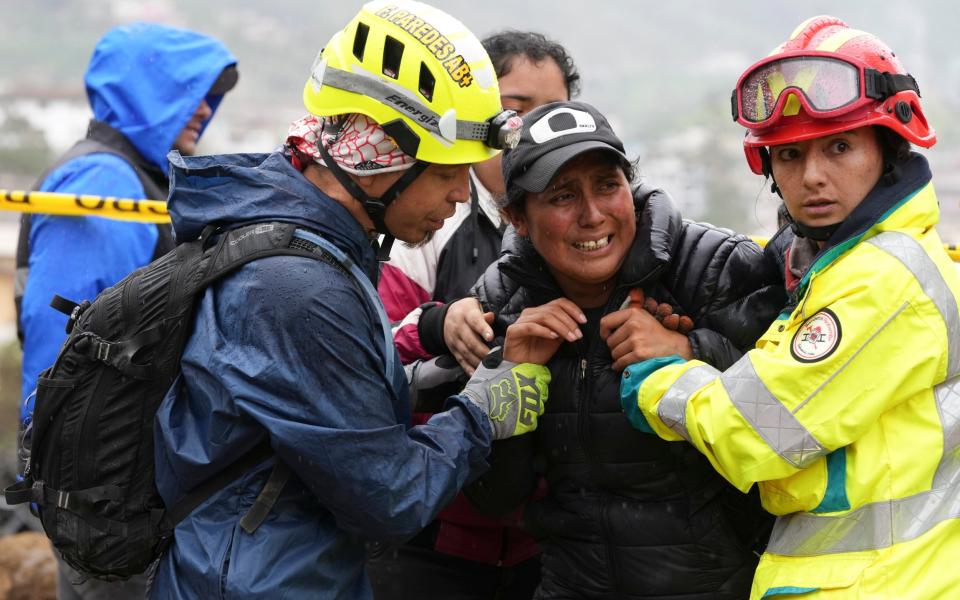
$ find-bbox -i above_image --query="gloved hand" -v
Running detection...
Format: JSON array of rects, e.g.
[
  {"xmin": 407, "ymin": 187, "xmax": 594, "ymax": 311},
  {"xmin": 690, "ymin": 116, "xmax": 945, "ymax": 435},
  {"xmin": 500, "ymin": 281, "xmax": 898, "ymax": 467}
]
[
  {"xmin": 619, "ymin": 355, "xmax": 687, "ymax": 432},
  {"xmin": 460, "ymin": 348, "xmax": 550, "ymax": 440},
  {"xmin": 406, "ymin": 354, "xmax": 469, "ymax": 413}
]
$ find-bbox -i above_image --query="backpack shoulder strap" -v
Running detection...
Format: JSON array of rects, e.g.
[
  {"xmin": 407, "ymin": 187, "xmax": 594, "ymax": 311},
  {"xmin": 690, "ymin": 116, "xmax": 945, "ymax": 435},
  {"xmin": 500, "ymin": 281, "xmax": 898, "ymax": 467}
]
[
  {"xmin": 165, "ymin": 222, "xmax": 396, "ymax": 535},
  {"xmin": 196, "ymin": 223, "xmax": 395, "ymax": 382},
  {"xmin": 288, "ymin": 228, "xmax": 396, "ymax": 382}
]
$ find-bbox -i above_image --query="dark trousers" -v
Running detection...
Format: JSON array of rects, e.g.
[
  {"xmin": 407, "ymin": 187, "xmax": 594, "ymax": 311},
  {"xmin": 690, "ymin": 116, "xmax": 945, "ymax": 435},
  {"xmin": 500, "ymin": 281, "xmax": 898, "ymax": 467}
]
[
  {"xmin": 367, "ymin": 543, "xmax": 540, "ymax": 600},
  {"xmin": 56, "ymin": 556, "xmax": 147, "ymax": 600}
]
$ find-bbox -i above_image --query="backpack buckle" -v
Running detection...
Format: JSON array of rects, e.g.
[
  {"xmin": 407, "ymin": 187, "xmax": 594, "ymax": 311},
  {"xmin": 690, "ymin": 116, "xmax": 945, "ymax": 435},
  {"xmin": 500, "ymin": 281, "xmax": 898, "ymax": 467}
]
[
  {"xmin": 50, "ymin": 296, "xmax": 90, "ymax": 334},
  {"xmin": 94, "ymin": 340, "xmax": 112, "ymax": 362}
]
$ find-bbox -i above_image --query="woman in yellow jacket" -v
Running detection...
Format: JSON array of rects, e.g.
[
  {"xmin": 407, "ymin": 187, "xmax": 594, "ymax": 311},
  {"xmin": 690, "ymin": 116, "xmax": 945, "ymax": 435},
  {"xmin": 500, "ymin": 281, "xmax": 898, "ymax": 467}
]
[{"xmin": 620, "ymin": 15, "xmax": 958, "ymax": 599}]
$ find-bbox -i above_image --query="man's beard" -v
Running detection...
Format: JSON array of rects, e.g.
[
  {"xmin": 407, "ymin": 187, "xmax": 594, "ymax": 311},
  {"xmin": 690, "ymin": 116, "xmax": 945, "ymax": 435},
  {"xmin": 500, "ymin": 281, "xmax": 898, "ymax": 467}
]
[{"xmin": 402, "ymin": 230, "xmax": 435, "ymax": 249}]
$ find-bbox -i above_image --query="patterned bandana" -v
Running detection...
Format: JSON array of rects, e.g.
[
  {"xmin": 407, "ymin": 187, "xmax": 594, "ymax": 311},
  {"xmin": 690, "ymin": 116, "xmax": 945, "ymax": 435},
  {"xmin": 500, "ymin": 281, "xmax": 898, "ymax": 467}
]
[{"xmin": 286, "ymin": 113, "xmax": 416, "ymax": 175}]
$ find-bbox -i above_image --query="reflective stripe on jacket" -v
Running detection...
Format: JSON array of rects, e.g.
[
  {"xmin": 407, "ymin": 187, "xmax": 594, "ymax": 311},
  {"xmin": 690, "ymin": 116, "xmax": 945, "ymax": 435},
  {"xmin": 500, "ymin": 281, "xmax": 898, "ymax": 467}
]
[{"xmin": 630, "ymin": 165, "xmax": 960, "ymax": 598}]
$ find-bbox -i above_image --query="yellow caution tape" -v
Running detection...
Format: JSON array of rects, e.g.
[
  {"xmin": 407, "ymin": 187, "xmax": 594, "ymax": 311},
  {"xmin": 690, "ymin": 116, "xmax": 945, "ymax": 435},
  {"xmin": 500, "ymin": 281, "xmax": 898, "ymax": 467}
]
[
  {"xmin": 2, "ymin": 190, "xmax": 959, "ymax": 263},
  {"xmin": 0, "ymin": 189, "xmax": 170, "ymax": 223},
  {"xmin": 752, "ymin": 236, "xmax": 960, "ymax": 263}
]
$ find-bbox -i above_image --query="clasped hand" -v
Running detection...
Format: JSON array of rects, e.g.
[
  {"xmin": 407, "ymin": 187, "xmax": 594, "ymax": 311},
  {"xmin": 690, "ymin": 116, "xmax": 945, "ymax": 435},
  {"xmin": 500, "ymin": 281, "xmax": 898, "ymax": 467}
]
[{"xmin": 502, "ymin": 291, "xmax": 692, "ymax": 370}]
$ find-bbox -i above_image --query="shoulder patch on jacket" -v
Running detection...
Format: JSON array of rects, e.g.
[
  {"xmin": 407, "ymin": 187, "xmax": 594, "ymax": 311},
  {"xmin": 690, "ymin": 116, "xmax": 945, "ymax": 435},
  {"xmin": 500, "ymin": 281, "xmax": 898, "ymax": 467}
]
[{"xmin": 791, "ymin": 308, "xmax": 842, "ymax": 363}]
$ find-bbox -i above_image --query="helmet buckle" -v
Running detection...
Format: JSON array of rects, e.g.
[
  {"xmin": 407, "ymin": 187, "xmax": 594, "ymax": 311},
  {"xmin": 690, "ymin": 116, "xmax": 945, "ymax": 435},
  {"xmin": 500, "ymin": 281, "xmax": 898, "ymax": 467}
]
[{"xmin": 895, "ymin": 101, "xmax": 913, "ymax": 124}]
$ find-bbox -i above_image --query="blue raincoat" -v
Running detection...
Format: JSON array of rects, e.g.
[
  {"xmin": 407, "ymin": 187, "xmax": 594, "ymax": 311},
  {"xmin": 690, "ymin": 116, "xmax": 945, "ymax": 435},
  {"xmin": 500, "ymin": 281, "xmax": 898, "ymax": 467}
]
[
  {"xmin": 149, "ymin": 151, "xmax": 493, "ymax": 599},
  {"xmin": 19, "ymin": 22, "xmax": 235, "ymax": 406}
]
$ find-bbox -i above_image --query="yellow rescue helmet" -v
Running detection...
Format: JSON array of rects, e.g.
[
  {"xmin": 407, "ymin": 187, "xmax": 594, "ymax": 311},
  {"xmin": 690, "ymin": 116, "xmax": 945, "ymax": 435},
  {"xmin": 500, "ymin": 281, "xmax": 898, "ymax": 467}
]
[{"xmin": 304, "ymin": 0, "xmax": 515, "ymax": 164}]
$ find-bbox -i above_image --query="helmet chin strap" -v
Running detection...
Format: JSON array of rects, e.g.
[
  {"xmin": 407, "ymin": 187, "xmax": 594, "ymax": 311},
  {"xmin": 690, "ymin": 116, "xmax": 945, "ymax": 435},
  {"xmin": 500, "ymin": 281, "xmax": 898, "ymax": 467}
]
[
  {"xmin": 317, "ymin": 142, "xmax": 428, "ymax": 261},
  {"xmin": 790, "ymin": 219, "xmax": 841, "ymax": 242}
]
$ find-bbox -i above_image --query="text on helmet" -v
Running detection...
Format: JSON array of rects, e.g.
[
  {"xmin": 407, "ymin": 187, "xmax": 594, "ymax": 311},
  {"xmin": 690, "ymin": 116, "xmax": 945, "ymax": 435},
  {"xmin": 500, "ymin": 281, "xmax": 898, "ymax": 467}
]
[{"xmin": 374, "ymin": 5, "xmax": 475, "ymax": 88}]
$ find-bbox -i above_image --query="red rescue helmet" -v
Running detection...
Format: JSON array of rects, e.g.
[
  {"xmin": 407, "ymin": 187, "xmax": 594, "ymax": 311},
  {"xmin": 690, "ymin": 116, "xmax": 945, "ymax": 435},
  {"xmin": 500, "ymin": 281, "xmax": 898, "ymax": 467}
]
[{"xmin": 732, "ymin": 15, "xmax": 936, "ymax": 175}]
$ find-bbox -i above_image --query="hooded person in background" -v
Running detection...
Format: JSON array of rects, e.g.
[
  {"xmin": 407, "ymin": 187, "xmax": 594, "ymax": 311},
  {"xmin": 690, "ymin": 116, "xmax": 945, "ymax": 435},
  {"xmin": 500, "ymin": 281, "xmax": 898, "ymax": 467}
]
[{"xmin": 14, "ymin": 21, "xmax": 237, "ymax": 600}]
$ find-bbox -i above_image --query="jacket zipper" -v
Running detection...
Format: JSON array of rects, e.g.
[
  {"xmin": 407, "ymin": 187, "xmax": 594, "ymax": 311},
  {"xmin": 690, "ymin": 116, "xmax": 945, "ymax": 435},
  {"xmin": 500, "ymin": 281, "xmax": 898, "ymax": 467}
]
[
  {"xmin": 601, "ymin": 290, "xmax": 634, "ymax": 597},
  {"xmin": 576, "ymin": 357, "xmax": 594, "ymax": 473},
  {"xmin": 599, "ymin": 494, "xmax": 624, "ymax": 599}
]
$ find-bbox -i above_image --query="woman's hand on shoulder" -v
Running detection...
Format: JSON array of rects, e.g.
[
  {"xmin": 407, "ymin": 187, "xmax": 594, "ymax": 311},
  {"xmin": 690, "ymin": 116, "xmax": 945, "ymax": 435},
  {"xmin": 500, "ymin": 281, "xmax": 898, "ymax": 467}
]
[{"xmin": 503, "ymin": 298, "xmax": 586, "ymax": 365}]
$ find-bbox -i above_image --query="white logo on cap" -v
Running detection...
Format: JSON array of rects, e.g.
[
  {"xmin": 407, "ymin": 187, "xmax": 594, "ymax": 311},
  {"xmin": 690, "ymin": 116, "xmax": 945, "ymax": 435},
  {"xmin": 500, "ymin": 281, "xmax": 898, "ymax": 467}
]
[{"xmin": 529, "ymin": 108, "xmax": 597, "ymax": 144}]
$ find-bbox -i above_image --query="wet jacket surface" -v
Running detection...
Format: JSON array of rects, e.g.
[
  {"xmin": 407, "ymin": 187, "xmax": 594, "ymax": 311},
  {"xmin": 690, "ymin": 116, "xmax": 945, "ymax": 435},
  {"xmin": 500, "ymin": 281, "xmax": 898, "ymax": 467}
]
[
  {"xmin": 467, "ymin": 185, "xmax": 788, "ymax": 599},
  {"xmin": 150, "ymin": 151, "xmax": 493, "ymax": 600},
  {"xmin": 634, "ymin": 156, "xmax": 960, "ymax": 599},
  {"xmin": 18, "ymin": 22, "xmax": 235, "ymax": 405}
]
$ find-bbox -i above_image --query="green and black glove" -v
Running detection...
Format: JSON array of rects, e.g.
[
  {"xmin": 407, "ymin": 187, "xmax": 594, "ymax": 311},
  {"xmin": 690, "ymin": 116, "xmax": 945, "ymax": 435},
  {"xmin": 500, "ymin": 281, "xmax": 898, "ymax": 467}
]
[{"xmin": 460, "ymin": 349, "xmax": 550, "ymax": 440}]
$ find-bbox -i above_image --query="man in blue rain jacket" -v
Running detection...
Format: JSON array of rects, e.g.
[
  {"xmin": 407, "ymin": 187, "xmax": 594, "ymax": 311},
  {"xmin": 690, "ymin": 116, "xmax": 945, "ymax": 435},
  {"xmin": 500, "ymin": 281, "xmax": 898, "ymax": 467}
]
[{"xmin": 149, "ymin": 2, "xmax": 550, "ymax": 597}]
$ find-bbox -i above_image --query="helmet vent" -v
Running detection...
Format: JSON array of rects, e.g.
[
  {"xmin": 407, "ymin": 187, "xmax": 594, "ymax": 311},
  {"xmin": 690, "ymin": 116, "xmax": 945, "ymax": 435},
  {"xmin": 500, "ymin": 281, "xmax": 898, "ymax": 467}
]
[
  {"xmin": 382, "ymin": 35, "xmax": 404, "ymax": 79},
  {"xmin": 418, "ymin": 62, "xmax": 436, "ymax": 102},
  {"xmin": 353, "ymin": 22, "xmax": 370, "ymax": 61}
]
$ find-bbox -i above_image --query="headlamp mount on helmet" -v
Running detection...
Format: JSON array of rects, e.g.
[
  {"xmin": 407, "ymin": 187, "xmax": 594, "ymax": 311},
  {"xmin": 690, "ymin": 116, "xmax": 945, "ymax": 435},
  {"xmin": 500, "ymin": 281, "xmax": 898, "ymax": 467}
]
[{"xmin": 486, "ymin": 110, "xmax": 523, "ymax": 150}]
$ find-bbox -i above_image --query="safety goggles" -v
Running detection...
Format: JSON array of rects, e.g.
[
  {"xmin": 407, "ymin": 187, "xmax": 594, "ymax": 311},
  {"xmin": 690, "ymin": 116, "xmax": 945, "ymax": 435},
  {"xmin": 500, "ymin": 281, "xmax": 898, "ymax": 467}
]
[{"xmin": 731, "ymin": 51, "xmax": 920, "ymax": 129}]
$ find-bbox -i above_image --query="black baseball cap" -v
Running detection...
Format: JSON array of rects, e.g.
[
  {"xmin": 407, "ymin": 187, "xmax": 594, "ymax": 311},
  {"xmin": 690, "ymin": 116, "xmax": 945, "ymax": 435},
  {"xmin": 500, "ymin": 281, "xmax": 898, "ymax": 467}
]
[{"xmin": 501, "ymin": 100, "xmax": 628, "ymax": 194}]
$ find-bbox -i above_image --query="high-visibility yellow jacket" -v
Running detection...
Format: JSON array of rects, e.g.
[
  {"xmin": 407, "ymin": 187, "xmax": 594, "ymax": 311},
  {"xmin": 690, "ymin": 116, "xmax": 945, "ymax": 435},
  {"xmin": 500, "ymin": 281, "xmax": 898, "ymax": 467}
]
[{"xmin": 628, "ymin": 170, "xmax": 960, "ymax": 598}]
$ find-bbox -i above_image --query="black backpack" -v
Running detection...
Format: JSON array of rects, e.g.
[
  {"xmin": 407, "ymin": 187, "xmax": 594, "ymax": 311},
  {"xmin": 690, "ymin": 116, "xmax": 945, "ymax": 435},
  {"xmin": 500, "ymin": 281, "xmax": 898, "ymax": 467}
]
[{"xmin": 3, "ymin": 221, "xmax": 389, "ymax": 580}]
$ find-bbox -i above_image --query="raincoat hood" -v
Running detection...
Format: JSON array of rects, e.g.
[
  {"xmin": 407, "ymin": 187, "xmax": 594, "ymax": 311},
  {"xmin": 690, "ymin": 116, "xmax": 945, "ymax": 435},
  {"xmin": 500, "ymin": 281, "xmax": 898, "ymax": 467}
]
[
  {"xmin": 167, "ymin": 151, "xmax": 378, "ymax": 276},
  {"xmin": 85, "ymin": 22, "xmax": 236, "ymax": 171}
]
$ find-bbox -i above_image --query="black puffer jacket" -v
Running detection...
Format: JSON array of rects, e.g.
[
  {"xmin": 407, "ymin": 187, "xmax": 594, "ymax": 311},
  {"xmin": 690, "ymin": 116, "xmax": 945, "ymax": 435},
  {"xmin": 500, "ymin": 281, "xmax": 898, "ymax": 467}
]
[{"xmin": 466, "ymin": 184, "xmax": 789, "ymax": 600}]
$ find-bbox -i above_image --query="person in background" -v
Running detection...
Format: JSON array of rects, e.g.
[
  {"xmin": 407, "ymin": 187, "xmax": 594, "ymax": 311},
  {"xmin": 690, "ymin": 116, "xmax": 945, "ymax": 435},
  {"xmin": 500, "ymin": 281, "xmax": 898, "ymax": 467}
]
[
  {"xmin": 148, "ymin": 2, "xmax": 550, "ymax": 598},
  {"xmin": 623, "ymin": 15, "xmax": 957, "ymax": 599},
  {"xmin": 381, "ymin": 31, "xmax": 578, "ymax": 368},
  {"xmin": 14, "ymin": 21, "xmax": 237, "ymax": 600}
]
